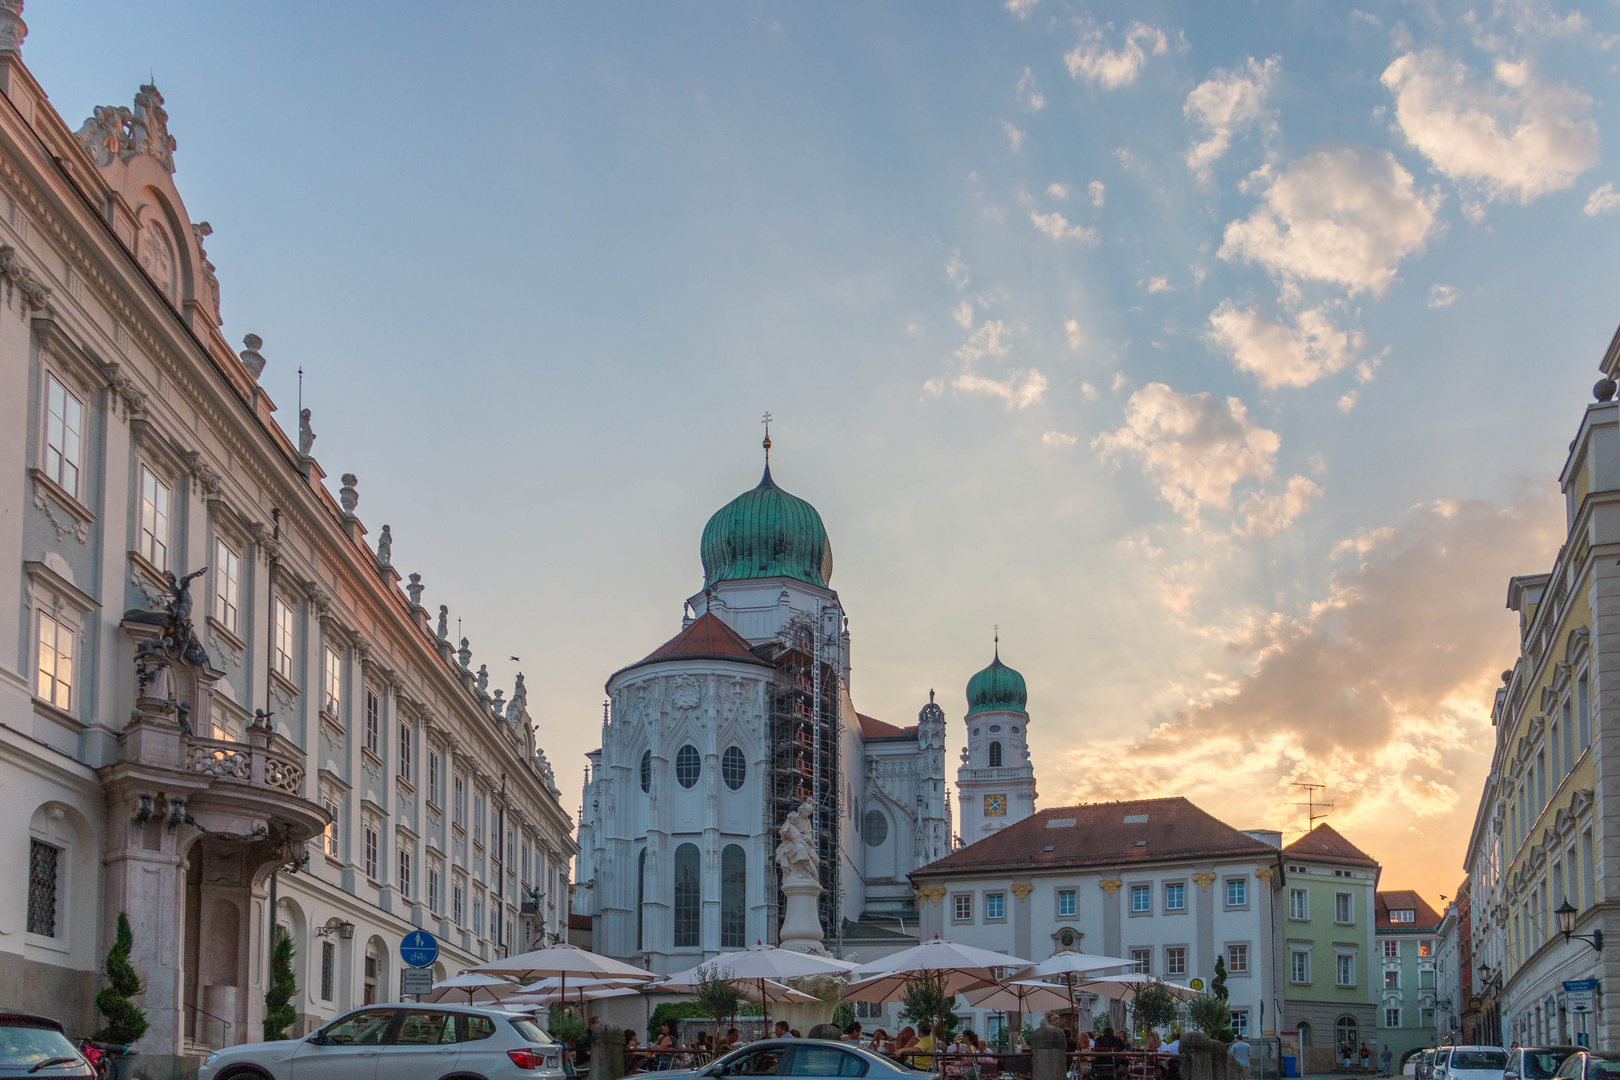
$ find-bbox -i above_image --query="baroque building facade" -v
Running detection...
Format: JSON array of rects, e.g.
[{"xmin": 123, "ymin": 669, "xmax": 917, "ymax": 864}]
[
  {"xmin": 574, "ymin": 453, "xmax": 1044, "ymax": 971},
  {"xmin": 0, "ymin": 13, "xmax": 574, "ymax": 1071}
]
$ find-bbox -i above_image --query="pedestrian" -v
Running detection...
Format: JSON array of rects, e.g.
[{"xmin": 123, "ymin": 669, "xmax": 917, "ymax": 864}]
[
  {"xmin": 1381, "ymin": 1045, "xmax": 1393, "ymax": 1077},
  {"xmin": 775, "ymin": 1021, "xmax": 792, "ymax": 1039},
  {"xmin": 1230, "ymin": 1034, "xmax": 1251, "ymax": 1080},
  {"xmin": 843, "ymin": 1022, "xmax": 862, "ymax": 1044},
  {"xmin": 1361, "ymin": 1044, "xmax": 1372, "ymax": 1072}
]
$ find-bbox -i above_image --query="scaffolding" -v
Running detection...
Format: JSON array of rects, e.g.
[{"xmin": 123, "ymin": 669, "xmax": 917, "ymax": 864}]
[{"xmin": 760, "ymin": 611, "xmax": 841, "ymax": 942}]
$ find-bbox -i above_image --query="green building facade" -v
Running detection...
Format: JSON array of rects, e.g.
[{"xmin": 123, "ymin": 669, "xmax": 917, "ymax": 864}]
[{"xmin": 1376, "ymin": 891, "xmax": 1443, "ymax": 1066}]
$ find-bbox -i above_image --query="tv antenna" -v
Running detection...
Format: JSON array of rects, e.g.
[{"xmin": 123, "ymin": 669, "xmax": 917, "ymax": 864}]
[{"xmin": 1289, "ymin": 782, "xmax": 1334, "ymax": 828}]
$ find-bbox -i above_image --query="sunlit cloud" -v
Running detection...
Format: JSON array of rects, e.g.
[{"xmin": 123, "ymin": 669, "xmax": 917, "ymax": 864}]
[
  {"xmin": 1206, "ymin": 299, "xmax": 1364, "ymax": 389},
  {"xmin": 1184, "ymin": 56, "xmax": 1280, "ymax": 183},
  {"xmin": 1031, "ymin": 209, "xmax": 1098, "ymax": 243},
  {"xmin": 1065, "ymin": 21, "xmax": 1169, "ymax": 89},
  {"xmin": 1585, "ymin": 183, "xmax": 1620, "ymax": 216},
  {"xmin": 1042, "ymin": 430, "xmax": 1078, "ymax": 448},
  {"xmin": 1017, "ymin": 67, "xmax": 1046, "ymax": 112}
]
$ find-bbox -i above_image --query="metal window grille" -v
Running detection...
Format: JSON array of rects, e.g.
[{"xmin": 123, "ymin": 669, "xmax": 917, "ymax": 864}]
[
  {"xmin": 676, "ymin": 745, "xmax": 701, "ymax": 788},
  {"xmin": 321, "ymin": 941, "xmax": 335, "ymax": 1001},
  {"xmin": 27, "ymin": 840, "xmax": 58, "ymax": 937}
]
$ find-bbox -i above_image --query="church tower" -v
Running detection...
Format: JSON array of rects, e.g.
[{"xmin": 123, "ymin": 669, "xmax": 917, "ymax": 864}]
[{"xmin": 954, "ymin": 637, "xmax": 1038, "ymax": 844}]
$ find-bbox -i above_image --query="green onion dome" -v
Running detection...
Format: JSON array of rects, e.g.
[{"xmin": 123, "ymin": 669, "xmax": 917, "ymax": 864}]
[
  {"xmin": 700, "ymin": 466, "xmax": 833, "ymax": 589},
  {"xmin": 966, "ymin": 646, "xmax": 1027, "ymax": 716}
]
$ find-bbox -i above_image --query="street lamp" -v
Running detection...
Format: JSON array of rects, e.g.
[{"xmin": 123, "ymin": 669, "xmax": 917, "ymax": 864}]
[
  {"xmin": 316, "ymin": 920, "xmax": 356, "ymax": 940},
  {"xmin": 1556, "ymin": 901, "xmax": 1603, "ymax": 952}
]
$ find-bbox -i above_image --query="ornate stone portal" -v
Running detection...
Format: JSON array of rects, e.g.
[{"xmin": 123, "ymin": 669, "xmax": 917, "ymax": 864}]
[{"xmin": 775, "ymin": 802, "xmax": 825, "ymax": 953}]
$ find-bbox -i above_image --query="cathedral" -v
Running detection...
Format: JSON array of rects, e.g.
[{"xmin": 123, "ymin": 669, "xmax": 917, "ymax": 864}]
[{"xmin": 572, "ymin": 440, "xmax": 1040, "ymax": 970}]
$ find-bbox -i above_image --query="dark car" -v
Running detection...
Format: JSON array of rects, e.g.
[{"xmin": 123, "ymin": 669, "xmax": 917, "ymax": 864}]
[
  {"xmin": 655, "ymin": 1040, "xmax": 928, "ymax": 1080},
  {"xmin": 0, "ymin": 1014, "xmax": 94, "ymax": 1080},
  {"xmin": 1553, "ymin": 1052, "xmax": 1620, "ymax": 1080},
  {"xmin": 1506, "ymin": 1047, "xmax": 1582, "ymax": 1080},
  {"xmin": 1418, "ymin": 1050, "xmax": 1437, "ymax": 1080}
]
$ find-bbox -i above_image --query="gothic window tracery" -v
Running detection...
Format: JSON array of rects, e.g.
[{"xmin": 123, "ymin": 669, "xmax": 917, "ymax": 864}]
[
  {"xmin": 722, "ymin": 746, "xmax": 746, "ymax": 790},
  {"xmin": 676, "ymin": 745, "xmax": 701, "ymax": 788}
]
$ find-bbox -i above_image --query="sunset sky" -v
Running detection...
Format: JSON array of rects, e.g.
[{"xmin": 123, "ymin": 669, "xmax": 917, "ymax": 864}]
[{"xmin": 31, "ymin": 0, "xmax": 1620, "ymax": 901}]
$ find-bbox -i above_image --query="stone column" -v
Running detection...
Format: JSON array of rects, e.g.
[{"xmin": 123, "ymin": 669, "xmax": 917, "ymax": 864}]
[
  {"xmin": 1030, "ymin": 1024, "xmax": 1067, "ymax": 1080},
  {"xmin": 778, "ymin": 877, "xmax": 824, "ymax": 953},
  {"xmin": 88, "ymin": 374, "xmax": 132, "ymax": 767},
  {"xmin": 589, "ymin": 1023, "xmax": 625, "ymax": 1080}
]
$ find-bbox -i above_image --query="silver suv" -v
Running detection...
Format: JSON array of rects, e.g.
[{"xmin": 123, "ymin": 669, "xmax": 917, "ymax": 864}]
[{"xmin": 196, "ymin": 1004, "xmax": 564, "ymax": 1080}]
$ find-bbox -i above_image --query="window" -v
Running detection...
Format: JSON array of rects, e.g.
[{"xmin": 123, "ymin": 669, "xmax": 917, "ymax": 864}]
[
  {"xmin": 473, "ymin": 794, "xmax": 485, "ymax": 847},
  {"xmin": 323, "ymin": 644, "xmax": 342, "ymax": 716},
  {"xmin": 1383, "ymin": 939, "xmax": 1398, "ymax": 959},
  {"xmin": 1231, "ymin": 1011, "xmax": 1249, "ymax": 1038},
  {"xmin": 453, "ymin": 774, "xmax": 466, "ymax": 827},
  {"xmin": 676, "ymin": 744, "xmax": 701, "ymax": 788},
  {"xmin": 988, "ymin": 741, "xmax": 1003, "ymax": 767},
  {"xmin": 323, "ymin": 797, "xmax": 341, "ymax": 857},
  {"xmin": 721, "ymin": 745, "xmax": 747, "ymax": 790},
  {"xmin": 399, "ymin": 721, "xmax": 412, "ymax": 778},
  {"xmin": 35, "ymin": 611, "xmax": 73, "ymax": 710},
  {"xmin": 1165, "ymin": 883, "xmax": 1185, "ymax": 911},
  {"xmin": 722, "ymin": 844, "xmax": 747, "ymax": 948},
  {"xmin": 398, "ymin": 848, "xmax": 412, "ymax": 899},
  {"xmin": 1131, "ymin": 885, "xmax": 1151, "ymax": 913},
  {"xmin": 1583, "ymin": 829, "xmax": 1595, "ymax": 908},
  {"xmin": 365, "ymin": 689, "xmax": 380, "ymax": 755},
  {"xmin": 1336, "ymin": 954, "xmax": 1354, "ymax": 986},
  {"xmin": 1289, "ymin": 888, "xmax": 1308, "ymax": 920},
  {"xmin": 428, "ymin": 749, "xmax": 441, "ymax": 805},
  {"xmin": 1384, "ymin": 970, "xmax": 1399, "ymax": 990},
  {"xmin": 953, "ymin": 894, "xmax": 973, "ymax": 922},
  {"xmin": 1385, "ymin": 1008, "xmax": 1401, "ymax": 1028},
  {"xmin": 522, "ymin": 841, "xmax": 531, "ymax": 886},
  {"xmin": 453, "ymin": 881, "xmax": 465, "ymax": 926},
  {"xmin": 1551, "ymin": 721, "xmax": 1562, "ymax": 781},
  {"xmin": 1291, "ymin": 950, "xmax": 1310, "ymax": 984},
  {"xmin": 137, "ymin": 467, "xmax": 170, "ymax": 569},
  {"xmin": 1419, "ymin": 939, "xmax": 1433, "ymax": 957},
  {"xmin": 1420, "ymin": 969, "xmax": 1435, "ymax": 988},
  {"xmin": 1563, "ymin": 701, "xmax": 1575, "ymax": 775},
  {"xmin": 272, "ymin": 597, "xmax": 294, "ymax": 679},
  {"xmin": 1131, "ymin": 948, "xmax": 1152, "ymax": 974},
  {"xmin": 1227, "ymin": 943, "xmax": 1249, "ymax": 974},
  {"xmin": 473, "ymin": 894, "xmax": 483, "ymax": 938},
  {"xmin": 43, "ymin": 374, "xmax": 83, "ymax": 498},
  {"xmin": 1166, "ymin": 947, "xmax": 1187, "ymax": 977},
  {"xmin": 27, "ymin": 839, "xmax": 59, "ymax": 937},
  {"xmin": 490, "ymin": 904, "xmax": 500, "ymax": 943},
  {"xmin": 321, "ymin": 940, "xmax": 335, "ymax": 1001},
  {"xmin": 674, "ymin": 842, "xmax": 701, "ymax": 948},
  {"xmin": 212, "ymin": 537, "xmax": 241, "ymax": 634},
  {"xmin": 1226, "ymin": 878, "xmax": 1247, "ymax": 907},
  {"xmin": 1579, "ymin": 674, "xmax": 1591, "ymax": 751},
  {"xmin": 1058, "ymin": 890, "xmax": 1077, "ymax": 918},
  {"xmin": 640, "ymin": 749, "xmax": 651, "ymax": 793},
  {"xmin": 1335, "ymin": 892, "xmax": 1353, "ymax": 924},
  {"xmin": 986, "ymin": 893, "xmax": 1006, "ymax": 920},
  {"xmin": 429, "ymin": 865, "xmax": 442, "ymax": 913},
  {"xmin": 1537, "ymin": 749, "xmax": 1547, "ymax": 808},
  {"xmin": 863, "ymin": 809, "xmax": 888, "ymax": 847},
  {"xmin": 364, "ymin": 826, "xmax": 379, "ymax": 880},
  {"xmin": 1390, "ymin": 909, "xmax": 1416, "ymax": 923},
  {"xmin": 636, "ymin": 848, "xmax": 647, "ymax": 951}
]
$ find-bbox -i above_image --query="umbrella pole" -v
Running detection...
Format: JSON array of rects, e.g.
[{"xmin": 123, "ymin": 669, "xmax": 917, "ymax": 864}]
[{"xmin": 760, "ymin": 977, "xmax": 769, "ymax": 1037}]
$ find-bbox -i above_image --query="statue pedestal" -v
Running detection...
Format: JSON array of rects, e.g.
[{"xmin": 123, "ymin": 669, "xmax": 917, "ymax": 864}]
[{"xmin": 778, "ymin": 877, "xmax": 824, "ymax": 953}]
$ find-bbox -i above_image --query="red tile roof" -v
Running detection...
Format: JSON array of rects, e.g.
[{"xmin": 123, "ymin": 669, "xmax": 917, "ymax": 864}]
[
  {"xmin": 913, "ymin": 797, "xmax": 1281, "ymax": 877},
  {"xmin": 610, "ymin": 612, "xmax": 771, "ymax": 683},
  {"xmin": 1376, "ymin": 890, "xmax": 1443, "ymax": 931},
  {"xmin": 1282, "ymin": 823, "xmax": 1380, "ymax": 868},
  {"xmin": 859, "ymin": 713, "xmax": 917, "ymax": 740}
]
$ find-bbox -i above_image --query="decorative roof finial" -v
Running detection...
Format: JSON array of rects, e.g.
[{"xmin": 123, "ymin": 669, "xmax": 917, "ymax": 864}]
[
  {"xmin": 761, "ymin": 410, "xmax": 773, "ymax": 467},
  {"xmin": 994, "ymin": 625, "xmax": 999, "ymax": 659}
]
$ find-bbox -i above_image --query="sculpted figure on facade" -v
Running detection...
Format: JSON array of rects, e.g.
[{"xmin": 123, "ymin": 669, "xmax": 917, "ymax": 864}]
[
  {"xmin": 437, "ymin": 604, "xmax": 450, "ymax": 641},
  {"xmin": 775, "ymin": 801, "xmax": 819, "ymax": 886},
  {"xmin": 130, "ymin": 83, "xmax": 176, "ymax": 172},
  {"xmin": 298, "ymin": 407, "xmax": 316, "ymax": 456},
  {"xmin": 407, "ymin": 572, "xmax": 424, "ymax": 607},
  {"xmin": 376, "ymin": 523, "xmax": 392, "ymax": 567}
]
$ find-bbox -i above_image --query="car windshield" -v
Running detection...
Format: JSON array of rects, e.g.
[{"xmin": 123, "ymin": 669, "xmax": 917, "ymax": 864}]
[
  {"xmin": 1452, "ymin": 1052, "xmax": 1508, "ymax": 1071},
  {"xmin": 507, "ymin": 1018, "xmax": 555, "ymax": 1045},
  {"xmin": 1525, "ymin": 1052, "xmax": 1577, "ymax": 1078},
  {"xmin": 0, "ymin": 1024, "xmax": 82, "ymax": 1069},
  {"xmin": 1587, "ymin": 1061, "xmax": 1620, "ymax": 1080}
]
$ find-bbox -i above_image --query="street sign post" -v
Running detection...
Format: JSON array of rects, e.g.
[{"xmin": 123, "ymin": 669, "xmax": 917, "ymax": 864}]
[
  {"xmin": 401, "ymin": 930, "xmax": 440, "ymax": 1001},
  {"xmin": 401, "ymin": 968, "xmax": 434, "ymax": 997},
  {"xmin": 1563, "ymin": 979, "xmax": 1598, "ymax": 1014}
]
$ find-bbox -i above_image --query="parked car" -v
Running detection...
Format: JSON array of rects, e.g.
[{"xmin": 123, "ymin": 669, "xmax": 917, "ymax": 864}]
[
  {"xmin": 1435, "ymin": 1047, "xmax": 1510, "ymax": 1080},
  {"xmin": 0, "ymin": 1014, "xmax": 95, "ymax": 1080},
  {"xmin": 1553, "ymin": 1051, "xmax": 1620, "ymax": 1080},
  {"xmin": 1505, "ymin": 1046, "xmax": 1582, "ymax": 1080},
  {"xmin": 196, "ymin": 1004, "xmax": 564, "ymax": 1080},
  {"xmin": 654, "ymin": 1039, "xmax": 928, "ymax": 1079}
]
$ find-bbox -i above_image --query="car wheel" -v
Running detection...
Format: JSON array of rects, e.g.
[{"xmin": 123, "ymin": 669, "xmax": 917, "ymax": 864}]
[{"xmin": 217, "ymin": 1067, "xmax": 274, "ymax": 1080}]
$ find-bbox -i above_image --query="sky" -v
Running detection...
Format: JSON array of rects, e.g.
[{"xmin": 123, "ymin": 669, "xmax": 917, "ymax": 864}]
[{"xmin": 27, "ymin": 0, "xmax": 1620, "ymax": 903}]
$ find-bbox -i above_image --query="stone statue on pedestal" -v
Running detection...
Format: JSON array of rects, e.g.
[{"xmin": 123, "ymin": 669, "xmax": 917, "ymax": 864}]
[{"xmin": 775, "ymin": 801, "xmax": 825, "ymax": 952}]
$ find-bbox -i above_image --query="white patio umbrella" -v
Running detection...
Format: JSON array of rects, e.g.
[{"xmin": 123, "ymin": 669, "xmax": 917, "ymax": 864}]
[
  {"xmin": 959, "ymin": 979, "xmax": 1078, "ymax": 1014},
  {"xmin": 508, "ymin": 986, "xmax": 643, "ymax": 1007},
  {"xmin": 842, "ymin": 935, "xmax": 1032, "ymax": 1002},
  {"xmin": 661, "ymin": 943, "xmax": 855, "ymax": 1029},
  {"xmin": 1075, "ymin": 974, "xmax": 1199, "ymax": 1002},
  {"xmin": 1014, "ymin": 951, "xmax": 1136, "ymax": 1020},
  {"xmin": 471, "ymin": 943, "xmax": 657, "ymax": 1010},
  {"xmin": 428, "ymin": 972, "xmax": 521, "ymax": 1004},
  {"xmin": 657, "ymin": 974, "xmax": 819, "ymax": 1005}
]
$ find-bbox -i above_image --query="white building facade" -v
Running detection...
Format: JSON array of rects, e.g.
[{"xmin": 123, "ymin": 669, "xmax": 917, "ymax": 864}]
[{"xmin": 0, "ymin": 16, "xmax": 574, "ymax": 1073}]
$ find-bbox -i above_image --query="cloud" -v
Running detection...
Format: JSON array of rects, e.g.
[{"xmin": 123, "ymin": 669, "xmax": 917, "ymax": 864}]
[
  {"xmin": 1206, "ymin": 299, "xmax": 1364, "ymax": 389},
  {"xmin": 945, "ymin": 251, "xmax": 969, "ymax": 289},
  {"xmin": 1080, "ymin": 381, "xmax": 1100, "ymax": 400},
  {"xmin": 1237, "ymin": 474, "xmax": 1323, "ymax": 537},
  {"xmin": 1219, "ymin": 146, "xmax": 1444, "ymax": 295},
  {"xmin": 1017, "ymin": 67, "xmax": 1046, "ymax": 112},
  {"xmin": 1338, "ymin": 390, "xmax": 1359, "ymax": 412},
  {"xmin": 1042, "ymin": 430, "xmax": 1078, "ymax": 448},
  {"xmin": 955, "ymin": 319, "xmax": 1012, "ymax": 364},
  {"xmin": 953, "ymin": 299, "xmax": 974, "ymax": 329},
  {"xmin": 1031, "ymin": 209, "xmax": 1098, "ymax": 243},
  {"xmin": 1058, "ymin": 496, "xmax": 1562, "ymax": 883},
  {"xmin": 1092, "ymin": 383, "xmax": 1280, "ymax": 519},
  {"xmin": 1144, "ymin": 276, "xmax": 1174, "ymax": 293},
  {"xmin": 1427, "ymin": 284, "xmax": 1458, "ymax": 308},
  {"xmin": 1184, "ymin": 56, "xmax": 1281, "ymax": 182},
  {"xmin": 1089, "ymin": 180, "xmax": 1107, "ymax": 206},
  {"xmin": 1382, "ymin": 49, "xmax": 1598, "ymax": 205},
  {"xmin": 1585, "ymin": 183, "xmax": 1620, "ymax": 216},
  {"xmin": 1047, "ymin": 182, "xmax": 1071, "ymax": 200},
  {"xmin": 1005, "ymin": 0, "xmax": 1040, "ymax": 19},
  {"xmin": 1065, "ymin": 21, "xmax": 1169, "ymax": 89},
  {"xmin": 953, "ymin": 370, "xmax": 1048, "ymax": 409},
  {"xmin": 1002, "ymin": 120, "xmax": 1026, "ymax": 152},
  {"xmin": 1065, "ymin": 318, "xmax": 1084, "ymax": 351}
]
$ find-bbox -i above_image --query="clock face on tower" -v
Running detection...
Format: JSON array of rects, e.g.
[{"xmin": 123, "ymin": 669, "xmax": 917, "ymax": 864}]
[{"xmin": 984, "ymin": 794, "xmax": 1007, "ymax": 816}]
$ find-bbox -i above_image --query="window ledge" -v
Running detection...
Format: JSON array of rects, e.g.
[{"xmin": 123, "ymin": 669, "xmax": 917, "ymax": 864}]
[
  {"xmin": 321, "ymin": 711, "xmax": 345, "ymax": 735},
  {"xmin": 127, "ymin": 548, "xmax": 168, "ymax": 590},
  {"xmin": 207, "ymin": 614, "xmax": 246, "ymax": 654},
  {"xmin": 397, "ymin": 776, "xmax": 416, "ymax": 795},
  {"xmin": 361, "ymin": 746, "xmax": 384, "ymax": 772},
  {"xmin": 31, "ymin": 468, "xmax": 95, "ymax": 529},
  {"xmin": 32, "ymin": 695, "xmax": 82, "ymax": 731},
  {"xmin": 269, "ymin": 666, "xmax": 301, "ymax": 700}
]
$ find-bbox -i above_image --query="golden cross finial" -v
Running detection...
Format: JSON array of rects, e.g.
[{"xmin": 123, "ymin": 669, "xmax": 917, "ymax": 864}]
[{"xmin": 761, "ymin": 411, "xmax": 773, "ymax": 466}]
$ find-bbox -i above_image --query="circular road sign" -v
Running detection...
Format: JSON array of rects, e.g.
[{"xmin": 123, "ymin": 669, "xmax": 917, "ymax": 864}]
[{"xmin": 401, "ymin": 929, "xmax": 439, "ymax": 969}]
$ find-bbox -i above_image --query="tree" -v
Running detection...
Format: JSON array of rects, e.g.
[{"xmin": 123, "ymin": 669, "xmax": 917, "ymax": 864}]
[
  {"xmin": 548, "ymin": 1004, "xmax": 590, "ymax": 1051},
  {"xmin": 899, "ymin": 971, "xmax": 959, "ymax": 1045},
  {"xmin": 1131, "ymin": 980, "xmax": 1179, "ymax": 1040},
  {"xmin": 93, "ymin": 912, "xmax": 149, "ymax": 1046},
  {"xmin": 263, "ymin": 927, "xmax": 298, "ymax": 1041},
  {"xmin": 832, "ymin": 1003, "xmax": 857, "ymax": 1033},
  {"xmin": 1212, "ymin": 956, "xmax": 1229, "ymax": 1002},
  {"xmin": 1187, "ymin": 994, "xmax": 1231, "ymax": 1038},
  {"xmin": 695, "ymin": 965, "xmax": 744, "ymax": 1034}
]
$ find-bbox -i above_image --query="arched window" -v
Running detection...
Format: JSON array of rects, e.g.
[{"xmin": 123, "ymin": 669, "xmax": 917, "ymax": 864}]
[
  {"xmin": 640, "ymin": 750, "xmax": 651, "ymax": 793},
  {"xmin": 676, "ymin": 745, "xmax": 701, "ymax": 788},
  {"xmin": 721, "ymin": 844, "xmax": 746, "ymax": 948},
  {"xmin": 1297, "ymin": 1021, "xmax": 1312, "ymax": 1047},
  {"xmin": 722, "ymin": 746, "xmax": 747, "ymax": 790},
  {"xmin": 636, "ymin": 847, "xmax": 647, "ymax": 951},
  {"xmin": 1335, "ymin": 1017, "xmax": 1357, "ymax": 1052},
  {"xmin": 863, "ymin": 810, "xmax": 889, "ymax": 847},
  {"xmin": 674, "ymin": 843, "xmax": 701, "ymax": 948},
  {"xmin": 989, "ymin": 741, "xmax": 1003, "ymax": 767}
]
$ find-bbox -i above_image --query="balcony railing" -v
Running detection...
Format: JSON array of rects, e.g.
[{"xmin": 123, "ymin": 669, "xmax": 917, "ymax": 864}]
[{"xmin": 185, "ymin": 735, "xmax": 305, "ymax": 796}]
